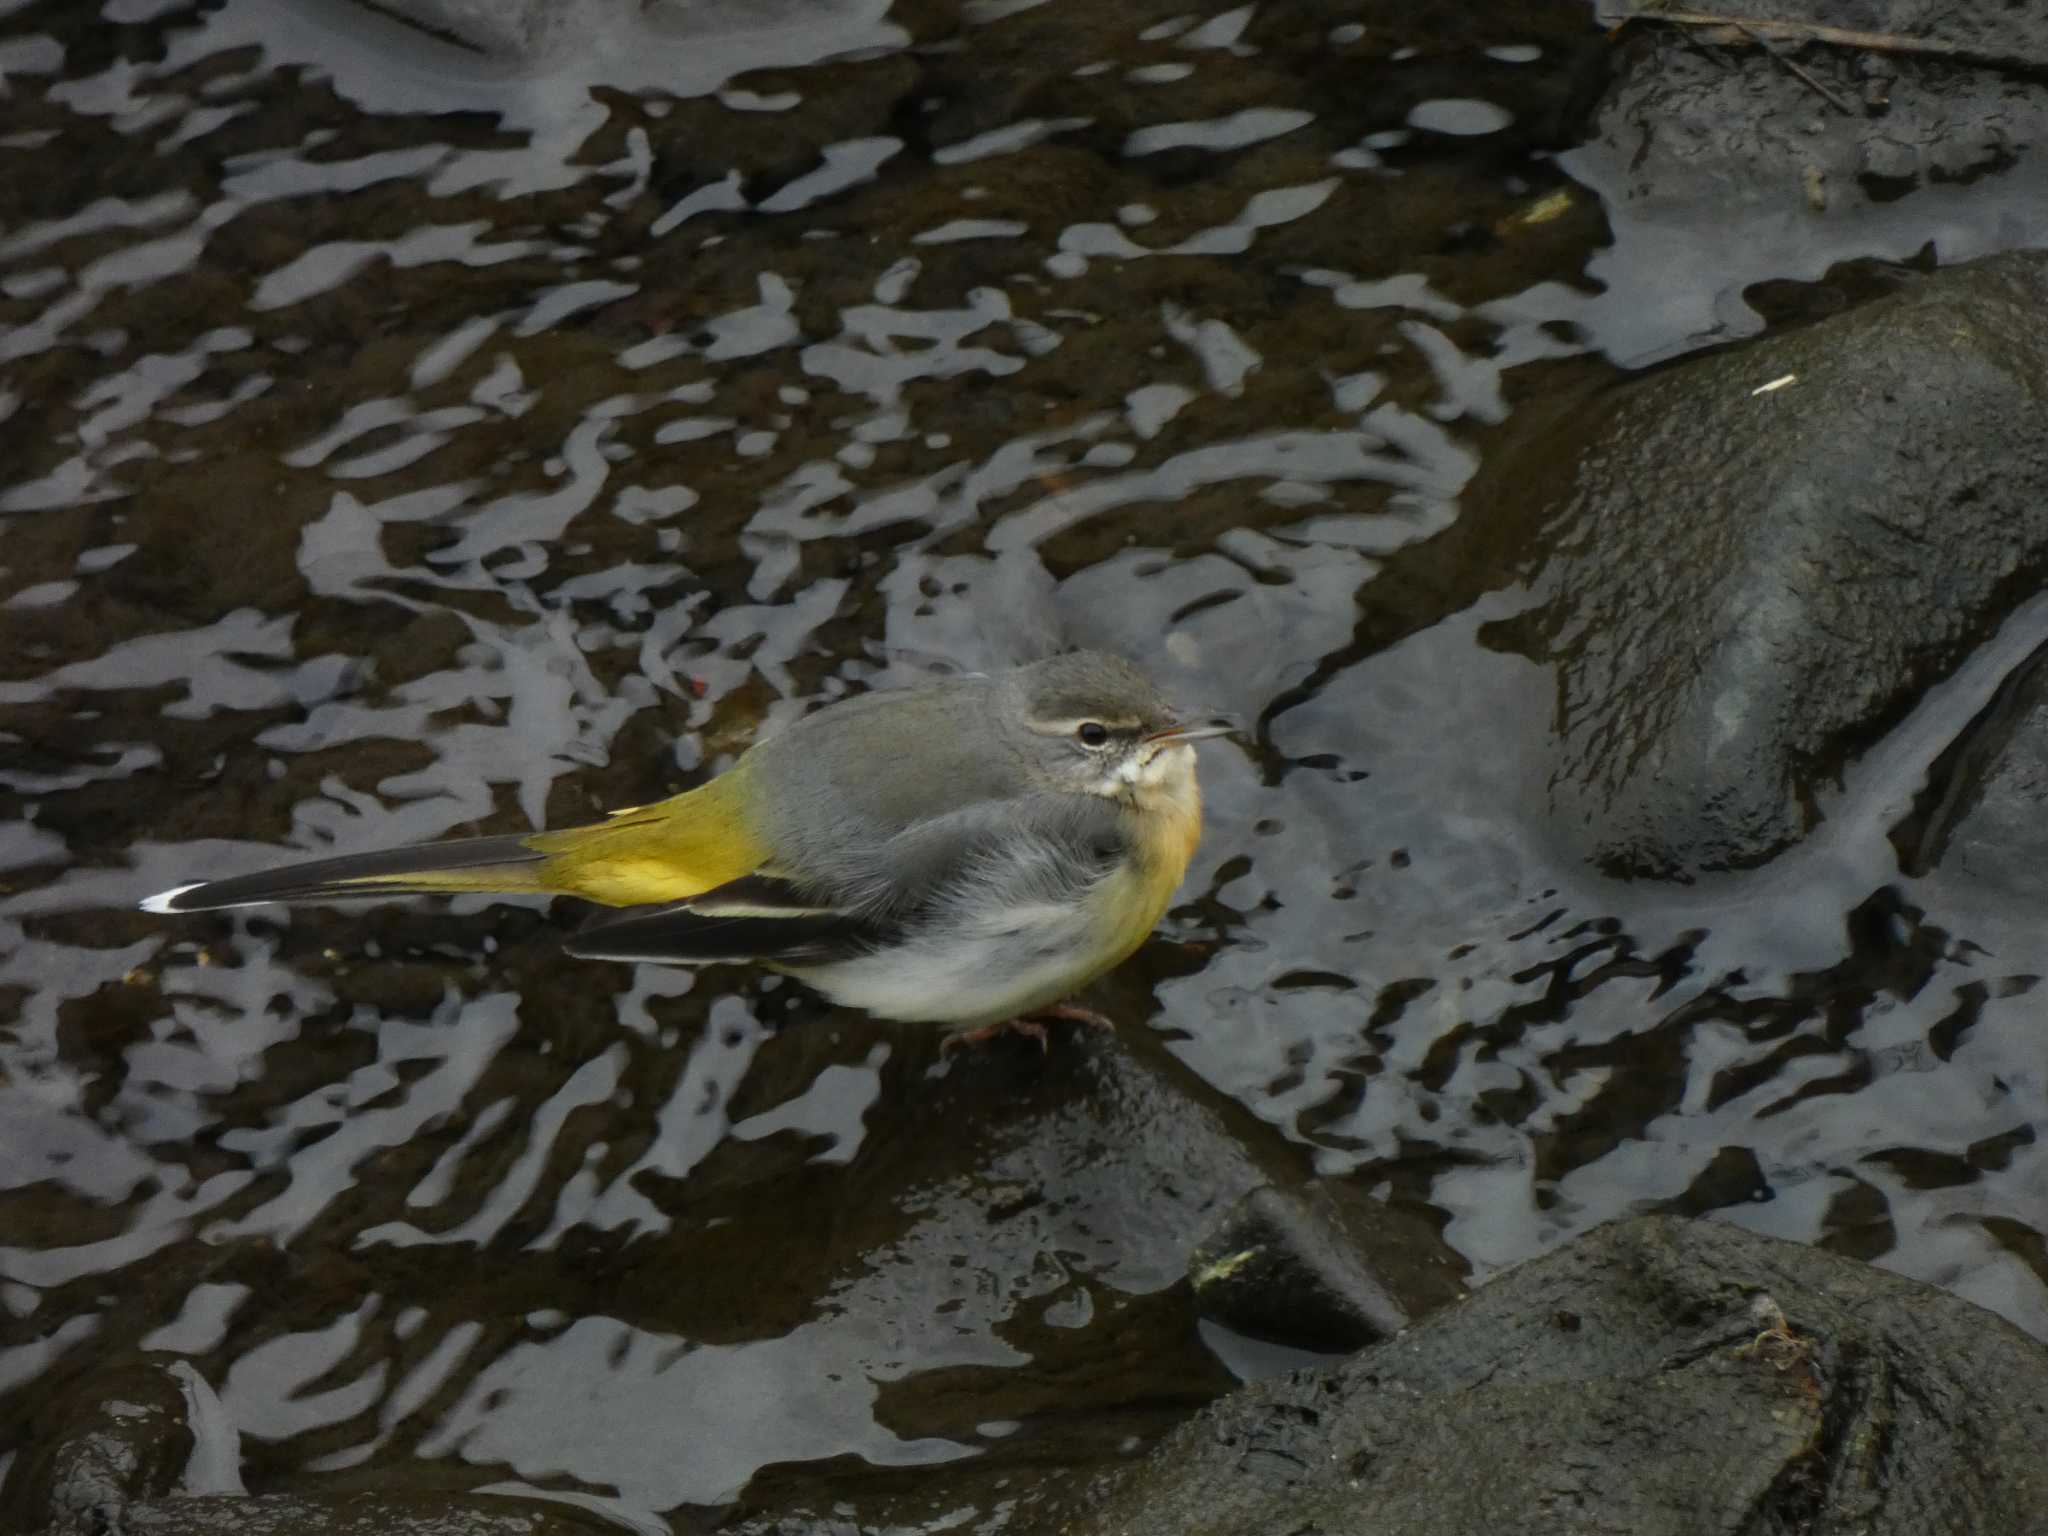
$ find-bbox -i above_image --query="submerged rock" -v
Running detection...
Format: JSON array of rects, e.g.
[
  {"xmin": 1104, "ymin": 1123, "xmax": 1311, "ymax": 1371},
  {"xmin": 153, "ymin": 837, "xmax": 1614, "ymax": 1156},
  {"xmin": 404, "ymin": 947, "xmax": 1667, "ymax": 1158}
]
[
  {"xmin": 348, "ymin": 0, "xmax": 589, "ymax": 55},
  {"xmin": 1073, "ymin": 1215, "xmax": 2048, "ymax": 1536},
  {"xmin": 1188, "ymin": 1182, "xmax": 1466, "ymax": 1353},
  {"xmin": 349, "ymin": 0, "xmax": 891, "ymax": 63},
  {"xmin": 1485, "ymin": 250, "xmax": 2048, "ymax": 876},
  {"xmin": 1894, "ymin": 639, "xmax": 2048, "ymax": 895},
  {"xmin": 69, "ymin": 1493, "xmax": 612, "ymax": 1534},
  {"xmin": 10, "ymin": 1357, "xmax": 611, "ymax": 1535}
]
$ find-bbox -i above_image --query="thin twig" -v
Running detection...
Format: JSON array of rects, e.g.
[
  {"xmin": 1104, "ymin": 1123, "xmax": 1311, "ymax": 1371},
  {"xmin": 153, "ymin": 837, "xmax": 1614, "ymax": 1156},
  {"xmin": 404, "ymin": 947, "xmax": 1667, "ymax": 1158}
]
[
  {"xmin": 1598, "ymin": 4, "xmax": 2036, "ymax": 71},
  {"xmin": 1734, "ymin": 21, "xmax": 1860, "ymax": 114}
]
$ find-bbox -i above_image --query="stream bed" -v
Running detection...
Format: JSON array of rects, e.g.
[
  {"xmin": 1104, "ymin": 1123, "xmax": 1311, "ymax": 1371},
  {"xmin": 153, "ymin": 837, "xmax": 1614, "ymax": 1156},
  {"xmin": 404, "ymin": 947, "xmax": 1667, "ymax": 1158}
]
[{"xmin": 3, "ymin": 1, "xmax": 2046, "ymax": 1530}]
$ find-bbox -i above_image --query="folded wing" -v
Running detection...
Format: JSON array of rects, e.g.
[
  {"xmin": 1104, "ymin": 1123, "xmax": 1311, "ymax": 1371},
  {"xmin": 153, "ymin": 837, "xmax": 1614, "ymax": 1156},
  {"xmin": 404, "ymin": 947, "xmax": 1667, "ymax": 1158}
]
[
  {"xmin": 566, "ymin": 794, "xmax": 1126, "ymax": 968},
  {"xmin": 565, "ymin": 874, "xmax": 891, "ymax": 965}
]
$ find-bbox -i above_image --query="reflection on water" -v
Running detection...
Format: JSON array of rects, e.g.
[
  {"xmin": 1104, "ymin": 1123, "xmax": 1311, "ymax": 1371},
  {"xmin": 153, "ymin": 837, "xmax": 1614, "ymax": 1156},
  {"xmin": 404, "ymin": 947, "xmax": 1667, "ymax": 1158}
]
[{"xmin": 2, "ymin": 0, "xmax": 2046, "ymax": 1528}]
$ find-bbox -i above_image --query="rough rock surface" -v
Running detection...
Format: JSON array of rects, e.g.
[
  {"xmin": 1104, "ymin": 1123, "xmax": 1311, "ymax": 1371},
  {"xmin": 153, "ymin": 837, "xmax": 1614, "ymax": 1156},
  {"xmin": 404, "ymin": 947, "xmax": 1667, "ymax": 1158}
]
[
  {"xmin": 1073, "ymin": 1215, "xmax": 2048, "ymax": 1536},
  {"xmin": 10, "ymin": 1362, "xmax": 193, "ymax": 1534},
  {"xmin": 1486, "ymin": 250, "xmax": 2048, "ymax": 875},
  {"xmin": 1599, "ymin": 0, "xmax": 2048, "ymax": 73},
  {"xmin": 1560, "ymin": 15, "xmax": 2048, "ymax": 364},
  {"xmin": 1588, "ymin": 20, "xmax": 2048, "ymax": 202},
  {"xmin": 69, "ymin": 1493, "xmax": 612, "ymax": 1534}
]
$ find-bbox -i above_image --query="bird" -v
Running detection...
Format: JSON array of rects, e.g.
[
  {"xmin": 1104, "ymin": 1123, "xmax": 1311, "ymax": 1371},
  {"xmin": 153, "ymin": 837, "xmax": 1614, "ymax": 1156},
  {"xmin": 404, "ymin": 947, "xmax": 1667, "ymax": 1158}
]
[{"xmin": 142, "ymin": 651, "xmax": 1232, "ymax": 1044}]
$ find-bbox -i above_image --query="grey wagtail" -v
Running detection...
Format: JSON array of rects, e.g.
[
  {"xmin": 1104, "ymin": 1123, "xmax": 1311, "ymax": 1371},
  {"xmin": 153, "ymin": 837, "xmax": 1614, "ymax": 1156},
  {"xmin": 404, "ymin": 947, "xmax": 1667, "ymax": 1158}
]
[{"xmin": 143, "ymin": 652, "xmax": 1231, "ymax": 1042}]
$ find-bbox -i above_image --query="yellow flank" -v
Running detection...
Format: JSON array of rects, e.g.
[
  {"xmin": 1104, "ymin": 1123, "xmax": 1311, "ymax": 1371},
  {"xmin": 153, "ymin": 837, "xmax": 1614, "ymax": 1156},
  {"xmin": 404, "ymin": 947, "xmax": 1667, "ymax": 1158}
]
[
  {"xmin": 522, "ymin": 759, "xmax": 768, "ymax": 906},
  {"xmin": 333, "ymin": 761, "xmax": 770, "ymax": 908}
]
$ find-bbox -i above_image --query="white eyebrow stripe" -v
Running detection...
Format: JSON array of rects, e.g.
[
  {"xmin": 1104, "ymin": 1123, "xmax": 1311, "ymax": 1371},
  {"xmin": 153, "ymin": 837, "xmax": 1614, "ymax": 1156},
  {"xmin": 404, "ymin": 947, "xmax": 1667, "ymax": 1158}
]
[{"xmin": 1026, "ymin": 716, "xmax": 1142, "ymax": 735}]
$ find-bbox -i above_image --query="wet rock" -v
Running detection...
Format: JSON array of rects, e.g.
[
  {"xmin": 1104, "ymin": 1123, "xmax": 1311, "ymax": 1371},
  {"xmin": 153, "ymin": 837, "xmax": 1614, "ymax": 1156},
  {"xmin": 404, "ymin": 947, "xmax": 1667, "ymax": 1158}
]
[
  {"xmin": 1072, "ymin": 1215, "xmax": 2048, "ymax": 1536},
  {"xmin": 1563, "ymin": 20, "xmax": 2048, "ymax": 362},
  {"xmin": 84, "ymin": 1492, "xmax": 614, "ymax": 1534},
  {"xmin": 1598, "ymin": 0, "xmax": 2048, "ymax": 75},
  {"xmin": 1895, "ymin": 640, "xmax": 2048, "ymax": 895},
  {"xmin": 1937, "ymin": 746, "xmax": 2048, "ymax": 894},
  {"xmin": 1187, "ymin": 1182, "xmax": 1466, "ymax": 1353},
  {"xmin": 647, "ymin": 1024, "xmax": 1486, "ymax": 1527},
  {"xmin": 353, "ymin": 0, "xmax": 890, "ymax": 64},
  {"xmin": 7, "ymin": 1361, "xmax": 192, "ymax": 1534},
  {"xmin": 1586, "ymin": 19, "xmax": 2048, "ymax": 197},
  {"xmin": 1484, "ymin": 250, "xmax": 2048, "ymax": 876},
  {"xmin": 347, "ymin": 0, "xmax": 574, "ymax": 56},
  {"xmin": 8, "ymin": 1355, "xmax": 611, "ymax": 1536}
]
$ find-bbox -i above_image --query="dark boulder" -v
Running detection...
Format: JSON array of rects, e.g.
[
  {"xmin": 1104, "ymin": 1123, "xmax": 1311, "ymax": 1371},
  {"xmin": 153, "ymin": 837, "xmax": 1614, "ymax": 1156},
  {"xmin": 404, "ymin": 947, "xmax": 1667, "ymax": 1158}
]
[
  {"xmin": 1073, "ymin": 1215, "xmax": 2048, "ymax": 1536},
  {"xmin": 9, "ymin": 1361, "xmax": 193, "ymax": 1535},
  {"xmin": 1483, "ymin": 251, "xmax": 2048, "ymax": 876}
]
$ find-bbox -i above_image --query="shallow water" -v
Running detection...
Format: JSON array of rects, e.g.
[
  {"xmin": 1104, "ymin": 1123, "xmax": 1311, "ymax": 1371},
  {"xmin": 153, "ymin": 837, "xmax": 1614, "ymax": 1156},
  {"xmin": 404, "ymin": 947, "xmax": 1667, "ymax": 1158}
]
[{"xmin": 2, "ymin": 0, "xmax": 2046, "ymax": 1529}]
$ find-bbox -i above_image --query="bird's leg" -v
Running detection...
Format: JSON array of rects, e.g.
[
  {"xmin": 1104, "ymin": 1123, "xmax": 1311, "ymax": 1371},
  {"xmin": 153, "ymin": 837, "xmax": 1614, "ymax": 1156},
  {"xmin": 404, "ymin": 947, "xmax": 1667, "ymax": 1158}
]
[
  {"xmin": 939, "ymin": 1001, "xmax": 1115, "ymax": 1055},
  {"xmin": 1031, "ymin": 1001, "xmax": 1117, "ymax": 1032},
  {"xmin": 943, "ymin": 1016, "xmax": 1051, "ymax": 1054}
]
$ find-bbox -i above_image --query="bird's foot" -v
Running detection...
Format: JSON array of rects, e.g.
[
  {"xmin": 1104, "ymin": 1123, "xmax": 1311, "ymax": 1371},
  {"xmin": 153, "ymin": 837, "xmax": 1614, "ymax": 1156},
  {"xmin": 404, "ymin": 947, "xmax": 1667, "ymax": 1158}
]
[
  {"xmin": 940, "ymin": 1003, "xmax": 1116, "ymax": 1055},
  {"xmin": 1034, "ymin": 1001, "xmax": 1117, "ymax": 1032},
  {"xmin": 943, "ymin": 1016, "xmax": 1051, "ymax": 1055}
]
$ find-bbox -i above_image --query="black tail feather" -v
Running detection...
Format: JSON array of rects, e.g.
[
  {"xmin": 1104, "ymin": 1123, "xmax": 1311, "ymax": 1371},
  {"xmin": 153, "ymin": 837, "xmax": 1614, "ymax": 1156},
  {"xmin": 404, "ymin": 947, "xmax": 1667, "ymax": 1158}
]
[{"xmin": 143, "ymin": 834, "xmax": 546, "ymax": 913}]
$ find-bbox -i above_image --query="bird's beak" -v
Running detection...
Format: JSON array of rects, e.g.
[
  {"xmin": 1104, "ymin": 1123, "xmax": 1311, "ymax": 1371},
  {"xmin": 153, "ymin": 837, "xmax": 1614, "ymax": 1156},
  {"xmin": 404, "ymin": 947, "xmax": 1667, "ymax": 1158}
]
[{"xmin": 1145, "ymin": 718, "xmax": 1236, "ymax": 746}]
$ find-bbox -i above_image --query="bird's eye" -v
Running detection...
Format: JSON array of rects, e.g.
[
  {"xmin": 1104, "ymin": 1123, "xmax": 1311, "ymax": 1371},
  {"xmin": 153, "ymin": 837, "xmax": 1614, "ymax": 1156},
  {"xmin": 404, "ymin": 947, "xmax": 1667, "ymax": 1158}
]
[{"xmin": 1076, "ymin": 721, "xmax": 1109, "ymax": 747}]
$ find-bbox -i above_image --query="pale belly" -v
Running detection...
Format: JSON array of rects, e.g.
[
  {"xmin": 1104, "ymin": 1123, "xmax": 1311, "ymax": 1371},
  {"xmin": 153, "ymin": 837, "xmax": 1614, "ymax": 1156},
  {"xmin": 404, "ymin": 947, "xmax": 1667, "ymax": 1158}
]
[
  {"xmin": 786, "ymin": 760, "xmax": 1202, "ymax": 1029},
  {"xmin": 785, "ymin": 894, "xmax": 1122, "ymax": 1027}
]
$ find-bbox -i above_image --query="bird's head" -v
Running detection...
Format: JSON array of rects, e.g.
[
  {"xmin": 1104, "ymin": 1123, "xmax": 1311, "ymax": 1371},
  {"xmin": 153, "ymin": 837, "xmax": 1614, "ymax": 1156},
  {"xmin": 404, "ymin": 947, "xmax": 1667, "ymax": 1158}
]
[{"xmin": 1000, "ymin": 651, "xmax": 1232, "ymax": 803}]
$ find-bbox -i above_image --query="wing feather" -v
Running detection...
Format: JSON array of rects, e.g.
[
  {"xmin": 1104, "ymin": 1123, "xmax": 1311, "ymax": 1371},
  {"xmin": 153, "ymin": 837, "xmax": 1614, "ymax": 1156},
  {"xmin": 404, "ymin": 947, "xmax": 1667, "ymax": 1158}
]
[
  {"xmin": 564, "ymin": 874, "xmax": 889, "ymax": 965},
  {"xmin": 563, "ymin": 798, "xmax": 1129, "ymax": 970}
]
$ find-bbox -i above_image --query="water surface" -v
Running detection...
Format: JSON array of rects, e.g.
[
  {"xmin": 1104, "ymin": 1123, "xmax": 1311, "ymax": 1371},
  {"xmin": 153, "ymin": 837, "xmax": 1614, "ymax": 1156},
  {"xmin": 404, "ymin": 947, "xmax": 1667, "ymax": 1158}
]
[{"xmin": 2, "ymin": 1, "xmax": 2045, "ymax": 1529}]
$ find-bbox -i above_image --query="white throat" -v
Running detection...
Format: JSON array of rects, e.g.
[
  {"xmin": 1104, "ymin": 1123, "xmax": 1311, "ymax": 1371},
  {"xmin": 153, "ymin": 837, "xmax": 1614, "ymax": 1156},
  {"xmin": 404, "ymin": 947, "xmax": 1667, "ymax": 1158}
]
[{"xmin": 1096, "ymin": 740, "xmax": 1196, "ymax": 800}]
